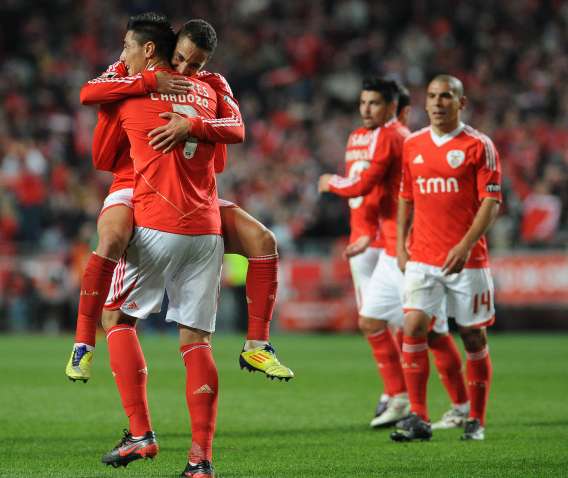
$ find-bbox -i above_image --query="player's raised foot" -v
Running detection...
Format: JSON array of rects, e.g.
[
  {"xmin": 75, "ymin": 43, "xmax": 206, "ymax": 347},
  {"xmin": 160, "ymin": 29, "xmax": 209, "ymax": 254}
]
[
  {"xmin": 239, "ymin": 342, "xmax": 294, "ymax": 381},
  {"xmin": 101, "ymin": 429, "xmax": 158, "ymax": 468},
  {"xmin": 461, "ymin": 418, "xmax": 485, "ymax": 441},
  {"xmin": 180, "ymin": 460, "xmax": 215, "ymax": 477},
  {"xmin": 432, "ymin": 405, "xmax": 469, "ymax": 430},
  {"xmin": 370, "ymin": 394, "xmax": 410, "ymax": 428},
  {"xmin": 65, "ymin": 344, "xmax": 94, "ymax": 383},
  {"xmin": 390, "ymin": 413, "xmax": 432, "ymax": 442},
  {"xmin": 372, "ymin": 395, "xmax": 389, "ymax": 421}
]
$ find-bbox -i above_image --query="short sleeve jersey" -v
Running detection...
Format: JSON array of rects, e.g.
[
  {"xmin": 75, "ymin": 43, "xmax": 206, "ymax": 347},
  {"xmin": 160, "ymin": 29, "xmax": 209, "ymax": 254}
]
[
  {"xmin": 344, "ymin": 127, "xmax": 383, "ymax": 248},
  {"xmin": 400, "ymin": 123, "xmax": 502, "ymax": 268}
]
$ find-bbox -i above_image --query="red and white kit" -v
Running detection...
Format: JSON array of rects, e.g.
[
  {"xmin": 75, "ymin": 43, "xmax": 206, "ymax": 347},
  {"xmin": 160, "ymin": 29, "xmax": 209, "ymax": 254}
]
[
  {"xmin": 336, "ymin": 126, "xmax": 385, "ymax": 308},
  {"xmin": 400, "ymin": 122, "xmax": 502, "ymax": 327},
  {"xmin": 93, "ymin": 68, "xmax": 228, "ymax": 326},
  {"xmin": 81, "ymin": 61, "xmax": 244, "ymax": 212},
  {"xmin": 328, "ymin": 120, "xmax": 447, "ymax": 330}
]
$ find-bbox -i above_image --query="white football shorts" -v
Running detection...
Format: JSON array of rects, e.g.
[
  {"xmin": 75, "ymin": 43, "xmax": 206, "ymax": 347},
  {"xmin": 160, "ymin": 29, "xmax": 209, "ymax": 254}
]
[
  {"xmin": 349, "ymin": 247, "xmax": 381, "ymax": 310},
  {"xmin": 361, "ymin": 254, "xmax": 449, "ymax": 333},
  {"xmin": 105, "ymin": 226, "xmax": 224, "ymax": 332},
  {"xmin": 403, "ymin": 261, "xmax": 495, "ymax": 328},
  {"xmin": 100, "ymin": 188, "xmax": 134, "ymax": 215}
]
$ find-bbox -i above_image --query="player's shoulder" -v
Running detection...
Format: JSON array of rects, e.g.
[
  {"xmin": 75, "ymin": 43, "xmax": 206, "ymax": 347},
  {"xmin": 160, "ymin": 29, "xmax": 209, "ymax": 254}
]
[
  {"xmin": 196, "ymin": 70, "xmax": 233, "ymax": 95},
  {"xmin": 404, "ymin": 126, "xmax": 430, "ymax": 145},
  {"xmin": 461, "ymin": 124, "xmax": 496, "ymax": 148}
]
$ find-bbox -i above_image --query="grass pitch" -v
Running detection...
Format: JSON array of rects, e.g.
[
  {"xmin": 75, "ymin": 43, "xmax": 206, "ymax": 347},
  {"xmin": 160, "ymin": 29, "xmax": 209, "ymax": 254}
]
[{"xmin": 0, "ymin": 332, "xmax": 567, "ymax": 477}]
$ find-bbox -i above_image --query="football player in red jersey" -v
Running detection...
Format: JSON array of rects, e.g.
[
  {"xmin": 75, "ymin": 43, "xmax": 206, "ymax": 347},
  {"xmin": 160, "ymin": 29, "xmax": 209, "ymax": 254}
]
[
  {"xmin": 319, "ymin": 79, "xmax": 469, "ymax": 429},
  {"xmin": 66, "ymin": 19, "xmax": 292, "ymax": 387},
  {"xmin": 87, "ymin": 13, "xmax": 226, "ymax": 475},
  {"xmin": 391, "ymin": 75, "xmax": 501, "ymax": 443}
]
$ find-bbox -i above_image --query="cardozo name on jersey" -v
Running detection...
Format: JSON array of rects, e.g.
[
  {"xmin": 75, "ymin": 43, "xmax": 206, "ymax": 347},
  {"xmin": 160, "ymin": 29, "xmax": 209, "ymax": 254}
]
[
  {"xmin": 416, "ymin": 176, "xmax": 459, "ymax": 194},
  {"xmin": 150, "ymin": 91, "xmax": 210, "ymax": 108}
]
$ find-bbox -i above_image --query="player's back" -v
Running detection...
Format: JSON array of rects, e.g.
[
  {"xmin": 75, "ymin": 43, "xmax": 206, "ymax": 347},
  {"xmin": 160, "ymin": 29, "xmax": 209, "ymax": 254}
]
[{"xmin": 118, "ymin": 69, "xmax": 221, "ymax": 236}]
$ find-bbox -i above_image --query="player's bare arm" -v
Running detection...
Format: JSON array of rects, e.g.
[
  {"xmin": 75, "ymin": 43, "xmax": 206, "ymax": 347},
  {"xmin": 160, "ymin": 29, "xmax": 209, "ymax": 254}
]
[
  {"xmin": 442, "ymin": 197, "xmax": 500, "ymax": 275},
  {"xmin": 344, "ymin": 234, "xmax": 371, "ymax": 258},
  {"xmin": 396, "ymin": 197, "xmax": 414, "ymax": 272}
]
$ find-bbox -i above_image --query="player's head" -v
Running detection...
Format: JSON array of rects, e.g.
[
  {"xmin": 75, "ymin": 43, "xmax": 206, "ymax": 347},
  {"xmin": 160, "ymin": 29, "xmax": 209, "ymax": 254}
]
[
  {"xmin": 360, "ymin": 77, "xmax": 398, "ymax": 129},
  {"xmin": 173, "ymin": 19, "xmax": 218, "ymax": 76},
  {"xmin": 426, "ymin": 74, "xmax": 467, "ymax": 133},
  {"xmin": 395, "ymin": 81, "xmax": 411, "ymax": 126},
  {"xmin": 120, "ymin": 12, "xmax": 176, "ymax": 75}
]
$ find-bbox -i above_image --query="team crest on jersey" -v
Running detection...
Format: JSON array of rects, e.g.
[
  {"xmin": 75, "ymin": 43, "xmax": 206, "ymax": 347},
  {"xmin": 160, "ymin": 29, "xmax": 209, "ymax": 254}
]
[{"xmin": 446, "ymin": 150, "xmax": 465, "ymax": 169}]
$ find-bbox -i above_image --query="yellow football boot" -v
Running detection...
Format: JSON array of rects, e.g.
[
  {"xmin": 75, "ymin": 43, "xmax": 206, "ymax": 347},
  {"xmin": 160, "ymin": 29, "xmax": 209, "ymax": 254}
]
[
  {"xmin": 65, "ymin": 344, "xmax": 94, "ymax": 383},
  {"xmin": 239, "ymin": 343, "xmax": 294, "ymax": 381}
]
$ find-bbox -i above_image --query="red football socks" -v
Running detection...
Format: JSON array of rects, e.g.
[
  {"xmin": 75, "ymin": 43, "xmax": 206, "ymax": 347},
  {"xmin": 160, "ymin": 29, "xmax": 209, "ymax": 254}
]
[
  {"xmin": 246, "ymin": 254, "xmax": 278, "ymax": 341},
  {"xmin": 75, "ymin": 252, "xmax": 118, "ymax": 346},
  {"xmin": 181, "ymin": 343, "xmax": 218, "ymax": 463},
  {"xmin": 402, "ymin": 335, "xmax": 430, "ymax": 421},
  {"xmin": 466, "ymin": 346, "xmax": 492, "ymax": 425},
  {"xmin": 367, "ymin": 329, "xmax": 406, "ymax": 396},
  {"xmin": 429, "ymin": 334, "xmax": 468, "ymax": 406},
  {"xmin": 106, "ymin": 325, "xmax": 152, "ymax": 436}
]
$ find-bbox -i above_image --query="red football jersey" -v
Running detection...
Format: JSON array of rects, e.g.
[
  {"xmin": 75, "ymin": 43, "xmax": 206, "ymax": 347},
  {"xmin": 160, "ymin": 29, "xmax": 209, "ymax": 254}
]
[
  {"xmin": 328, "ymin": 119, "xmax": 409, "ymax": 256},
  {"xmin": 82, "ymin": 62, "xmax": 242, "ymax": 182},
  {"xmin": 94, "ymin": 67, "xmax": 222, "ymax": 235},
  {"xmin": 400, "ymin": 123, "xmax": 502, "ymax": 268}
]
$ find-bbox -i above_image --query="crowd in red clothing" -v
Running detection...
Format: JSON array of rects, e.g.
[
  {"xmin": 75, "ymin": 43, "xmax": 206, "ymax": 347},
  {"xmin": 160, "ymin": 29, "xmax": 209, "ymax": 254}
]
[{"xmin": 0, "ymin": 0, "xmax": 566, "ymax": 329}]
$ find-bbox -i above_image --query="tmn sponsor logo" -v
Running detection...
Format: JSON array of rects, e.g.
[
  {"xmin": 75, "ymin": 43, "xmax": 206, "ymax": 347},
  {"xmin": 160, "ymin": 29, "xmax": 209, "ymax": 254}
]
[{"xmin": 416, "ymin": 176, "xmax": 459, "ymax": 194}]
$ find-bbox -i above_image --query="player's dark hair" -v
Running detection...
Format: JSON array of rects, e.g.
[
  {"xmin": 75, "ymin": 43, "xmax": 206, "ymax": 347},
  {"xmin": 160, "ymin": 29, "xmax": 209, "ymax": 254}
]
[
  {"xmin": 394, "ymin": 81, "xmax": 410, "ymax": 116},
  {"xmin": 127, "ymin": 12, "xmax": 176, "ymax": 61},
  {"xmin": 362, "ymin": 77, "xmax": 399, "ymax": 104},
  {"xmin": 178, "ymin": 19, "xmax": 218, "ymax": 56}
]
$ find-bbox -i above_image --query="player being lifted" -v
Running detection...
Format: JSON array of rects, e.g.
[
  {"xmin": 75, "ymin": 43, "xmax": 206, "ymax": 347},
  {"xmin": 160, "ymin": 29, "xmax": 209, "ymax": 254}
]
[
  {"xmin": 391, "ymin": 75, "xmax": 500, "ymax": 442},
  {"xmin": 319, "ymin": 78, "xmax": 469, "ymax": 429},
  {"xmin": 87, "ymin": 13, "xmax": 226, "ymax": 476},
  {"xmin": 65, "ymin": 19, "xmax": 293, "ymax": 384}
]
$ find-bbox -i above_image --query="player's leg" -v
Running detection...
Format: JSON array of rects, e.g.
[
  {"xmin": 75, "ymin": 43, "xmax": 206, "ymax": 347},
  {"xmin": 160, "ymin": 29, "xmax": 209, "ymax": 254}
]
[
  {"xmin": 446, "ymin": 267, "xmax": 495, "ymax": 441},
  {"xmin": 66, "ymin": 190, "xmax": 134, "ymax": 382},
  {"xmin": 164, "ymin": 233, "xmax": 223, "ymax": 477},
  {"xmin": 349, "ymin": 248, "xmax": 387, "ymax": 417},
  {"xmin": 100, "ymin": 226, "xmax": 172, "ymax": 467},
  {"xmin": 391, "ymin": 262, "xmax": 444, "ymax": 442},
  {"xmin": 220, "ymin": 202, "xmax": 293, "ymax": 381},
  {"xmin": 428, "ymin": 311, "xmax": 469, "ymax": 430},
  {"xmin": 358, "ymin": 253, "xmax": 409, "ymax": 428}
]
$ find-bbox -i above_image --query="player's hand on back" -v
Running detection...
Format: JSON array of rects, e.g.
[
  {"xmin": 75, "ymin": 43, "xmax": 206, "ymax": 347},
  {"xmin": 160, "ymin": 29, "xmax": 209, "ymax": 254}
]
[
  {"xmin": 344, "ymin": 235, "xmax": 371, "ymax": 259},
  {"xmin": 149, "ymin": 112, "xmax": 190, "ymax": 153},
  {"xmin": 442, "ymin": 241, "xmax": 471, "ymax": 275},
  {"xmin": 155, "ymin": 72, "xmax": 192, "ymax": 95},
  {"xmin": 318, "ymin": 174, "xmax": 333, "ymax": 193}
]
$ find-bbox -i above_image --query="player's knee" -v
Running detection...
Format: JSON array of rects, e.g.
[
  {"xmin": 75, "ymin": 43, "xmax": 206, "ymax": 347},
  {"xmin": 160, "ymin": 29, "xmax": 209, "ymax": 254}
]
[
  {"xmin": 403, "ymin": 311, "xmax": 429, "ymax": 337},
  {"xmin": 459, "ymin": 327, "xmax": 487, "ymax": 352},
  {"xmin": 358, "ymin": 316, "xmax": 386, "ymax": 335},
  {"xmin": 96, "ymin": 229, "xmax": 129, "ymax": 260},
  {"xmin": 252, "ymin": 226, "xmax": 277, "ymax": 256}
]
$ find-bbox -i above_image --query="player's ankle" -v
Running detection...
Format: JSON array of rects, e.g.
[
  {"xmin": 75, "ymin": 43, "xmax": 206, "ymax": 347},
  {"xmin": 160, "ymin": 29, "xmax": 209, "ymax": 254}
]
[{"xmin": 244, "ymin": 339, "xmax": 268, "ymax": 351}]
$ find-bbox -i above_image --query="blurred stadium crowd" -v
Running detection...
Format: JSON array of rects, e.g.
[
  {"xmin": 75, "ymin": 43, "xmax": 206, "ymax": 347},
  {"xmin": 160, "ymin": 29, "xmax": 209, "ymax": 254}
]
[{"xmin": 0, "ymin": 0, "xmax": 567, "ymax": 330}]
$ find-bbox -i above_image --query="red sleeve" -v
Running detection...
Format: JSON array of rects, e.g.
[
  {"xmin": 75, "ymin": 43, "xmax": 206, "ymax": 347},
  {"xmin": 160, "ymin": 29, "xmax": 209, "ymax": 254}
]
[
  {"xmin": 328, "ymin": 130, "xmax": 393, "ymax": 198},
  {"xmin": 91, "ymin": 104, "xmax": 125, "ymax": 171},
  {"xmin": 399, "ymin": 140, "xmax": 414, "ymax": 202},
  {"xmin": 80, "ymin": 61, "xmax": 157, "ymax": 105},
  {"xmin": 213, "ymin": 143, "xmax": 227, "ymax": 174},
  {"xmin": 187, "ymin": 72, "xmax": 245, "ymax": 144},
  {"xmin": 475, "ymin": 136, "xmax": 502, "ymax": 202}
]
